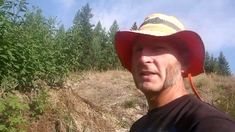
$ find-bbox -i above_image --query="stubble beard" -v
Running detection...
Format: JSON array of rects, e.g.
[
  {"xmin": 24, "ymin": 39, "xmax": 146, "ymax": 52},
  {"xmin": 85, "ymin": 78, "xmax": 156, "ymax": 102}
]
[{"xmin": 163, "ymin": 62, "xmax": 182, "ymax": 89}]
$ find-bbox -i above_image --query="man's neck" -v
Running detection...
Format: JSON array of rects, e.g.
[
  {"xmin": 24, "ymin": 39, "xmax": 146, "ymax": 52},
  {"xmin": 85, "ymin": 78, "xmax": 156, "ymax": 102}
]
[{"xmin": 146, "ymin": 79, "xmax": 188, "ymax": 111}]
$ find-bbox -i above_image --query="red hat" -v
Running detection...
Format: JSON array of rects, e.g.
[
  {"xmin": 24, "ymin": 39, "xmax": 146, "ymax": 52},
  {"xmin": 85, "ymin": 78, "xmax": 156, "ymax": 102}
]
[{"xmin": 115, "ymin": 13, "xmax": 205, "ymax": 77}]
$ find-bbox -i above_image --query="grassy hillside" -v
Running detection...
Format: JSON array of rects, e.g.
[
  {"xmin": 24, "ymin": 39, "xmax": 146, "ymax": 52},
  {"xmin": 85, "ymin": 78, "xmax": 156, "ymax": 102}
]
[
  {"xmin": 2, "ymin": 70, "xmax": 234, "ymax": 132},
  {"xmin": 28, "ymin": 70, "xmax": 147, "ymax": 132},
  {"xmin": 188, "ymin": 73, "xmax": 235, "ymax": 117}
]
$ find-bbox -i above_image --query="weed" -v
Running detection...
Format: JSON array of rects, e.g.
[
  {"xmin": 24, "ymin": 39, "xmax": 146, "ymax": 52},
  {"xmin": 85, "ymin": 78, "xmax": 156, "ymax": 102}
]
[
  {"xmin": 62, "ymin": 113, "xmax": 77, "ymax": 132},
  {"xmin": 123, "ymin": 99, "xmax": 138, "ymax": 109},
  {"xmin": 119, "ymin": 117, "xmax": 130, "ymax": 128},
  {"xmin": 29, "ymin": 89, "xmax": 49, "ymax": 118}
]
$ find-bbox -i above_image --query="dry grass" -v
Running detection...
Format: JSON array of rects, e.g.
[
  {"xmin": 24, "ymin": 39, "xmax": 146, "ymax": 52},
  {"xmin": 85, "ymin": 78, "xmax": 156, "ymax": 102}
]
[
  {"xmin": 27, "ymin": 70, "xmax": 147, "ymax": 132},
  {"xmin": 185, "ymin": 73, "xmax": 235, "ymax": 118}
]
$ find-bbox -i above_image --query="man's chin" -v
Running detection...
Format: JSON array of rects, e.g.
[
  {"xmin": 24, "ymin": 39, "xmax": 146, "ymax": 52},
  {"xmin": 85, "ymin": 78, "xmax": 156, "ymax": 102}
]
[{"xmin": 137, "ymin": 83, "xmax": 163, "ymax": 93}]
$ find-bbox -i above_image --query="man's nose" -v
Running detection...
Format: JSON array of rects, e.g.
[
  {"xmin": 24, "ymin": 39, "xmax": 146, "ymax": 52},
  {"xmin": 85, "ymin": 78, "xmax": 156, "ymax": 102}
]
[{"xmin": 139, "ymin": 49, "xmax": 152, "ymax": 64}]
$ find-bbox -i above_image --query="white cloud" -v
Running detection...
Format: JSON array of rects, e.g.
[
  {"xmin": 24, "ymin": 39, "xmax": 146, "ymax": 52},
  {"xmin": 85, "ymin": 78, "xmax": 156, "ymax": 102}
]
[{"xmin": 58, "ymin": 0, "xmax": 76, "ymax": 8}]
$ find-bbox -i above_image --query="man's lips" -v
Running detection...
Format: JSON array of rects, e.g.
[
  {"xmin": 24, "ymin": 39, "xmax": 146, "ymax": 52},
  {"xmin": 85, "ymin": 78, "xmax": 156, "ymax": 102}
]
[{"xmin": 139, "ymin": 71, "xmax": 157, "ymax": 76}]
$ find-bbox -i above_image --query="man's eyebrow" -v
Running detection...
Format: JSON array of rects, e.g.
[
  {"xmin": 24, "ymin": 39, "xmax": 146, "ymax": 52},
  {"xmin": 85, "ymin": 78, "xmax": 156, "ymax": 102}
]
[{"xmin": 151, "ymin": 45, "xmax": 168, "ymax": 48}]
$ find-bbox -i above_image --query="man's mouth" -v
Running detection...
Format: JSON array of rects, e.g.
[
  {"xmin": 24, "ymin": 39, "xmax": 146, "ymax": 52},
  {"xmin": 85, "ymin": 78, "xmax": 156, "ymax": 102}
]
[{"xmin": 140, "ymin": 71, "xmax": 156, "ymax": 76}]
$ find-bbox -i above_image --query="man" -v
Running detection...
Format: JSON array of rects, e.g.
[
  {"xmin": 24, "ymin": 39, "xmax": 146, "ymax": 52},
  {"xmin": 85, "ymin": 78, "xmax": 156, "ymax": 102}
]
[{"xmin": 115, "ymin": 13, "xmax": 235, "ymax": 131}]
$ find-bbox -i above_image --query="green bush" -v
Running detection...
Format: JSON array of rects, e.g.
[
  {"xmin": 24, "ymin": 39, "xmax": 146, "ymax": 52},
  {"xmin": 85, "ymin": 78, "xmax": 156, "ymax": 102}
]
[
  {"xmin": 1, "ymin": 1, "xmax": 122, "ymax": 93},
  {"xmin": 0, "ymin": 5, "xmax": 69, "ymax": 92},
  {"xmin": 0, "ymin": 93, "xmax": 29, "ymax": 132}
]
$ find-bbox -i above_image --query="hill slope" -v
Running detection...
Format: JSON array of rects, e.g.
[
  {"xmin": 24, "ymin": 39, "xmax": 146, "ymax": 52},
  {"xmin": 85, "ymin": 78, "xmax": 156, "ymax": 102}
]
[
  {"xmin": 29, "ymin": 70, "xmax": 147, "ymax": 132},
  {"xmin": 28, "ymin": 70, "xmax": 235, "ymax": 132}
]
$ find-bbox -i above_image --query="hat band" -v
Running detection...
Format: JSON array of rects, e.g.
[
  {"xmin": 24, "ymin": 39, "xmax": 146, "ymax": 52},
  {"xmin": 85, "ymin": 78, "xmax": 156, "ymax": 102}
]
[{"xmin": 140, "ymin": 17, "xmax": 181, "ymax": 31}]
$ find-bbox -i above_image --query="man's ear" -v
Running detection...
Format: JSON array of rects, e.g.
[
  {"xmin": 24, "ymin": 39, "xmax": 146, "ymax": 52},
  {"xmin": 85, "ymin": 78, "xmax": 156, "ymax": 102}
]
[
  {"xmin": 181, "ymin": 65, "xmax": 187, "ymax": 75},
  {"xmin": 181, "ymin": 69, "xmax": 185, "ymax": 75}
]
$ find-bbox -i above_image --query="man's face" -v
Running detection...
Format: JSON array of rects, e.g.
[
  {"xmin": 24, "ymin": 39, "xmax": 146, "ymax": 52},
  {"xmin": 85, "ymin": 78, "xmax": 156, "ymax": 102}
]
[{"xmin": 131, "ymin": 40, "xmax": 182, "ymax": 95}]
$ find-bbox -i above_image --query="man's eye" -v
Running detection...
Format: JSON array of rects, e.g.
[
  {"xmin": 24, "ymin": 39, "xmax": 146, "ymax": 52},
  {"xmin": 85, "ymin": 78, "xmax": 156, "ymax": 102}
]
[
  {"xmin": 152, "ymin": 47, "xmax": 167, "ymax": 52},
  {"xmin": 152, "ymin": 47, "xmax": 163, "ymax": 51},
  {"xmin": 134, "ymin": 47, "xmax": 143, "ymax": 52}
]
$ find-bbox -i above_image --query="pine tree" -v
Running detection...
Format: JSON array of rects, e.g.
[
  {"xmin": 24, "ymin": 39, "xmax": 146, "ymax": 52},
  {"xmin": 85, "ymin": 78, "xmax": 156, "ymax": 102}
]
[
  {"xmin": 71, "ymin": 3, "xmax": 94, "ymax": 70},
  {"xmin": 130, "ymin": 22, "xmax": 138, "ymax": 30},
  {"xmin": 92, "ymin": 21, "xmax": 108, "ymax": 70},
  {"xmin": 204, "ymin": 52, "xmax": 218, "ymax": 73},
  {"xmin": 204, "ymin": 51, "xmax": 211, "ymax": 73},
  {"xmin": 106, "ymin": 20, "xmax": 121, "ymax": 69},
  {"xmin": 204, "ymin": 51, "xmax": 231, "ymax": 76},
  {"xmin": 218, "ymin": 51, "xmax": 231, "ymax": 76},
  {"xmin": 211, "ymin": 56, "xmax": 219, "ymax": 73}
]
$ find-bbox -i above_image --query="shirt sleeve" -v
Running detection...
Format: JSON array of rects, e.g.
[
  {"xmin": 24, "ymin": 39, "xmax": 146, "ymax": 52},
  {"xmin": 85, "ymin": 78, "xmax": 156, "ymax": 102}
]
[{"xmin": 192, "ymin": 117, "xmax": 235, "ymax": 132}]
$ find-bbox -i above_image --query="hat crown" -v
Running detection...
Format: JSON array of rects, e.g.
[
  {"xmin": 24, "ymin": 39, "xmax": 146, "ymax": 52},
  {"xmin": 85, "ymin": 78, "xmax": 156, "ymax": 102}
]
[{"xmin": 139, "ymin": 14, "xmax": 185, "ymax": 34}]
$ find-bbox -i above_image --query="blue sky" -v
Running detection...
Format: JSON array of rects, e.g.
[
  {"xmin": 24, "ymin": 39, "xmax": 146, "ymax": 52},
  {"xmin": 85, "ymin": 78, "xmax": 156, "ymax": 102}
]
[{"xmin": 28, "ymin": 0, "xmax": 235, "ymax": 75}]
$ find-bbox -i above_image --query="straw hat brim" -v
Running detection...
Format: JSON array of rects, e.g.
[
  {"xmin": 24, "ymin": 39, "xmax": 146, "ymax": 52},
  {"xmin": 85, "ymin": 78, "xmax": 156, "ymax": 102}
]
[{"xmin": 115, "ymin": 30, "xmax": 205, "ymax": 77}]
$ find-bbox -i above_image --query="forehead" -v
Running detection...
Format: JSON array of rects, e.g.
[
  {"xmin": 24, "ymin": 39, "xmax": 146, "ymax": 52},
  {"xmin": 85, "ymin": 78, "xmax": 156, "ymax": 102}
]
[
  {"xmin": 132, "ymin": 38, "xmax": 188, "ymax": 67},
  {"xmin": 133, "ymin": 39, "xmax": 183, "ymax": 61}
]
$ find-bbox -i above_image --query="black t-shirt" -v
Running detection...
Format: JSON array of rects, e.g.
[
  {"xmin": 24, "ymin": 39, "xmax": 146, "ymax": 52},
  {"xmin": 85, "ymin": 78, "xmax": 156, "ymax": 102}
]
[{"xmin": 130, "ymin": 94, "xmax": 235, "ymax": 132}]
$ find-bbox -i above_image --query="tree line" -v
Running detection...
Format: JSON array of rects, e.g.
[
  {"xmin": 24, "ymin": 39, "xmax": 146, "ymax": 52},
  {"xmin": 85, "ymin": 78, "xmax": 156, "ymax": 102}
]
[
  {"xmin": 205, "ymin": 51, "xmax": 231, "ymax": 76},
  {"xmin": 0, "ymin": 0, "xmax": 232, "ymax": 92}
]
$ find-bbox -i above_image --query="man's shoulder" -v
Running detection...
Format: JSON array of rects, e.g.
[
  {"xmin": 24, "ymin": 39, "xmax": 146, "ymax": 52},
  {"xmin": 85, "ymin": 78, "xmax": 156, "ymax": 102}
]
[
  {"xmin": 183, "ymin": 95, "xmax": 235, "ymax": 131},
  {"xmin": 130, "ymin": 95, "xmax": 235, "ymax": 132},
  {"xmin": 187, "ymin": 96, "xmax": 233, "ymax": 121},
  {"xmin": 191, "ymin": 115, "xmax": 235, "ymax": 132},
  {"xmin": 130, "ymin": 114, "xmax": 149, "ymax": 132}
]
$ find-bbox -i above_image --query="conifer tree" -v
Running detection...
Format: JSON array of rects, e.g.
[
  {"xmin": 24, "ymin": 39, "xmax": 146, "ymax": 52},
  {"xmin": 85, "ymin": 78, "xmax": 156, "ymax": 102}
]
[
  {"xmin": 72, "ymin": 3, "xmax": 94, "ymax": 70},
  {"xmin": 92, "ymin": 21, "xmax": 108, "ymax": 69},
  {"xmin": 218, "ymin": 51, "xmax": 231, "ymax": 76},
  {"xmin": 130, "ymin": 22, "xmax": 138, "ymax": 30},
  {"xmin": 204, "ymin": 51, "xmax": 211, "ymax": 73},
  {"xmin": 204, "ymin": 51, "xmax": 231, "ymax": 76},
  {"xmin": 205, "ymin": 51, "xmax": 218, "ymax": 73},
  {"xmin": 106, "ymin": 20, "xmax": 121, "ymax": 69}
]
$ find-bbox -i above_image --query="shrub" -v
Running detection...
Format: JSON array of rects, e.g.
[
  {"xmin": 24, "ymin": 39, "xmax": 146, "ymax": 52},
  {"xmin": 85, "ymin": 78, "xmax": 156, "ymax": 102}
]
[{"xmin": 0, "ymin": 93, "xmax": 29, "ymax": 132}]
